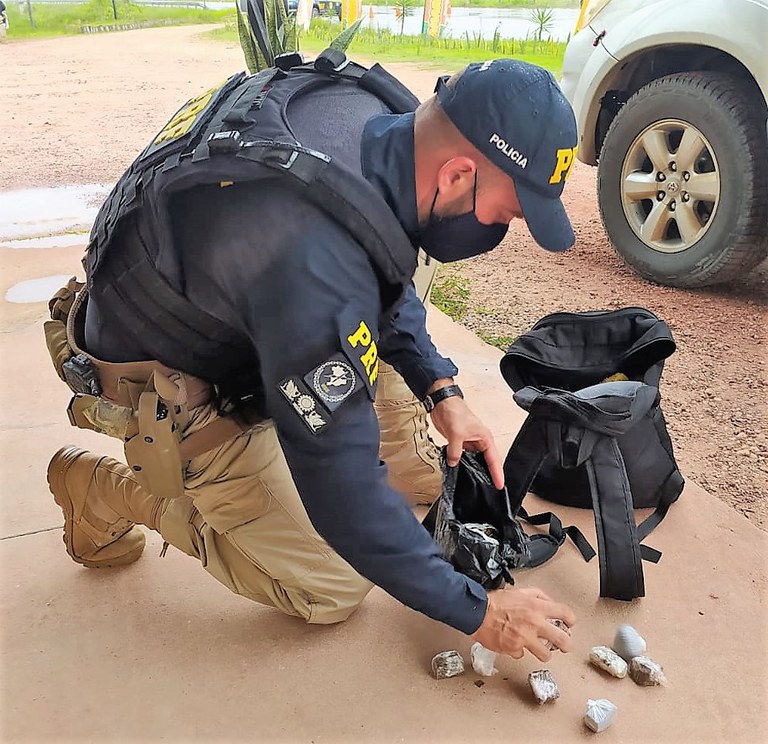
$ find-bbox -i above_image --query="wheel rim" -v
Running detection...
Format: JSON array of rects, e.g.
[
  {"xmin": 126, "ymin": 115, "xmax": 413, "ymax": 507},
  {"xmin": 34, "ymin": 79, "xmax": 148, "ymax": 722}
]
[{"xmin": 620, "ymin": 119, "xmax": 720, "ymax": 254}]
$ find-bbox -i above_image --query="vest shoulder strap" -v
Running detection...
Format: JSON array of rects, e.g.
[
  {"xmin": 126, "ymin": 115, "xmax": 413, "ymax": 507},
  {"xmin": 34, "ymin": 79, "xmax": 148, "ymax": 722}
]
[{"xmin": 84, "ymin": 51, "xmax": 419, "ymax": 388}]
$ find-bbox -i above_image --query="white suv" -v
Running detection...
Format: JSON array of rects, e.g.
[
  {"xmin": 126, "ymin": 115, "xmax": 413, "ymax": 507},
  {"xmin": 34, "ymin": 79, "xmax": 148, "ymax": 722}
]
[{"xmin": 561, "ymin": 0, "xmax": 768, "ymax": 287}]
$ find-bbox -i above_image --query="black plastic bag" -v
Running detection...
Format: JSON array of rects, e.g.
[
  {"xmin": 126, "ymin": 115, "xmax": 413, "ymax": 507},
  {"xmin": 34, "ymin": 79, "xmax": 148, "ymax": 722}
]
[{"xmin": 422, "ymin": 450, "xmax": 532, "ymax": 590}]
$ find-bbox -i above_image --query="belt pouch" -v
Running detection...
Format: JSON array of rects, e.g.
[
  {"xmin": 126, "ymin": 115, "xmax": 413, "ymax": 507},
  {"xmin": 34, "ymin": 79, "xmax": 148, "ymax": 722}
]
[{"xmin": 44, "ymin": 319, "xmax": 74, "ymax": 381}]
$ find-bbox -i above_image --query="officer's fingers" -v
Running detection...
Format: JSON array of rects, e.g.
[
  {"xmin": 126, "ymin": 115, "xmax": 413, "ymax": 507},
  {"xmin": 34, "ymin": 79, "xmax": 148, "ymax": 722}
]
[
  {"xmin": 542, "ymin": 600, "xmax": 577, "ymax": 629},
  {"xmin": 538, "ymin": 622, "xmax": 573, "ymax": 653},
  {"xmin": 479, "ymin": 436, "xmax": 504, "ymax": 489},
  {"xmin": 526, "ymin": 639, "xmax": 553, "ymax": 663},
  {"xmin": 445, "ymin": 436, "xmax": 464, "ymax": 467}
]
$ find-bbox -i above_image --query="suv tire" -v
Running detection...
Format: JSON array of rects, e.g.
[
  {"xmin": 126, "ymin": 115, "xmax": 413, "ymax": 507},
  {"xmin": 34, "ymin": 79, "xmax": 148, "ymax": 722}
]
[{"xmin": 597, "ymin": 72, "xmax": 768, "ymax": 287}]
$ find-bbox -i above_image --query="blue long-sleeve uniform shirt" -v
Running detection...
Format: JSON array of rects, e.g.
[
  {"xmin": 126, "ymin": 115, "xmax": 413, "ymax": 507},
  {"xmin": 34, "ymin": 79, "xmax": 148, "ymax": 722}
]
[
  {"xmin": 363, "ymin": 112, "xmax": 458, "ymax": 397},
  {"xmin": 86, "ymin": 110, "xmax": 488, "ymax": 635}
]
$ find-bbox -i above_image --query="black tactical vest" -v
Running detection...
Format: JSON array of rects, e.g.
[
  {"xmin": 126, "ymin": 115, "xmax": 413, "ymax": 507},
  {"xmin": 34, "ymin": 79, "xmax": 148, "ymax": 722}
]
[{"xmin": 84, "ymin": 51, "xmax": 420, "ymax": 404}]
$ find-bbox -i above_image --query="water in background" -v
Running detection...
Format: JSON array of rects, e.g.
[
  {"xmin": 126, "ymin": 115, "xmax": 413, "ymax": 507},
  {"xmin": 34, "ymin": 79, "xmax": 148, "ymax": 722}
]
[
  {"xmin": 201, "ymin": 3, "xmax": 580, "ymax": 41},
  {"xmin": 364, "ymin": 6, "xmax": 579, "ymax": 41}
]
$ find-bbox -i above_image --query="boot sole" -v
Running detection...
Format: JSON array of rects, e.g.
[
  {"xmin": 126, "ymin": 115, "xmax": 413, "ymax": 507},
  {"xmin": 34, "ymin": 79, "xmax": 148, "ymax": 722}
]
[{"xmin": 48, "ymin": 446, "xmax": 145, "ymax": 569}]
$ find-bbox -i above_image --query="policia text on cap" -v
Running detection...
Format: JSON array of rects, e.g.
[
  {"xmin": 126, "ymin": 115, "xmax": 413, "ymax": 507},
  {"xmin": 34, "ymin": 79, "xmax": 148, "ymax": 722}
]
[{"xmin": 44, "ymin": 56, "xmax": 579, "ymax": 660}]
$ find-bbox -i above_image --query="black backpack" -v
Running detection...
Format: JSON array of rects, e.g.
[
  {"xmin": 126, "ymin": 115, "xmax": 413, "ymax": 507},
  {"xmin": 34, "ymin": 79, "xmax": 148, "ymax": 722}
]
[
  {"xmin": 499, "ymin": 307, "xmax": 684, "ymax": 600},
  {"xmin": 423, "ymin": 308, "xmax": 683, "ymax": 600}
]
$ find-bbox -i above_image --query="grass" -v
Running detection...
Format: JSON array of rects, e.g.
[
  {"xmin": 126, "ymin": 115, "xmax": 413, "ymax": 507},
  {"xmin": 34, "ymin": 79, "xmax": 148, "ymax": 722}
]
[
  {"xmin": 5, "ymin": 3, "xmax": 568, "ymax": 74},
  {"xmin": 207, "ymin": 17, "xmax": 567, "ymax": 73},
  {"xmin": 430, "ymin": 268, "xmax": 471, "ymax": 321},
  {"xmin": 4, "ymin": 0, "xmax": 229, "ymax": 39},
  {"xmin": 476, "ymin": 331, "xmax": 516, "ymax": 350},
  {"xmin": 431, "ymin": 268, "xmax": 517, "ymax": 350},
  {"xmin": 431, "ymin": 271, "xmax": 516, "ymax": 350}
]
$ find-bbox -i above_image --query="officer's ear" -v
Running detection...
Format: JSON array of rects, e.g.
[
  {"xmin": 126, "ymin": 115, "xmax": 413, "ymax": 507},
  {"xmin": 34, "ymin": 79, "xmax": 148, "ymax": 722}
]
[{"xmin": 435, "ymin": 157, "xmax": 476, "ymax": 201}]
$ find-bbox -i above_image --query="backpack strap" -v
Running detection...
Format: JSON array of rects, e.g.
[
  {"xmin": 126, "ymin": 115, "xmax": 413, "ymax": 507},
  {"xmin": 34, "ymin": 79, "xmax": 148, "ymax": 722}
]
[
  {"xmin": 585, "ymin": 437, "xmax": 646, "ymax": 599},
  {"xmin": 518, "ymin": 506, "xmax": 596, "ymax": 564},
  {"xmin": 502, "ymin": 416, "xmax": 595, "ymax": 568},
  {"xmin": 509, "ymin": 383, "xmax": 665, "ymax": 599},
  {"xmin": 636, "ymin": 467, "xmax": 685, "ymax": 542}
]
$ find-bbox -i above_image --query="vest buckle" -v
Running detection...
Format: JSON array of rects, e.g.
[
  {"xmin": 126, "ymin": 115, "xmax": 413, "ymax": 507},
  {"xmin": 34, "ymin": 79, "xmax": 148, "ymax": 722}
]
[
  {"xmin": 275, "ymin": 51, "xmax": 304, "ymax": 71},
  {"xmin": 207, "ymin": 130, "xmax": 242, "ymax": 155}
]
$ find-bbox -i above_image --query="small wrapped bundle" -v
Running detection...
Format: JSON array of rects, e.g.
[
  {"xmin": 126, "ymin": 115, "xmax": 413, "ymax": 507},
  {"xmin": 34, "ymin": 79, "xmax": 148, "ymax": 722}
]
[
  {"xmin": 612, "ymin": 624, "xmax": 647, "ymax": 661},
  {"xmin": 431, "ymin": 650, "xmax": 465, "ymax": 679},
  {"xmin": 589, "ymin": 646, "xmax": 628, "ymax": 678},
  {"xmin": 528, "ymin": 669, "xmax": 559, "ymax": 704},
  {"xmin": 470, "ymin": 642, "xmax": 498, "ymax": 676},
  {"xmin": 584, "ymin": 698, "xmax": 617, "ymax": 732},
  {"xmin": 544, "ymin": 618, "xmax": 571, "ymax": 652},
  {"xmin": 629, "ymin": 656, "xmax": 666, "ymax": 686},
  {"xmin": 464, "ymin": 523, "xmax": 500, "ymax": 545}
]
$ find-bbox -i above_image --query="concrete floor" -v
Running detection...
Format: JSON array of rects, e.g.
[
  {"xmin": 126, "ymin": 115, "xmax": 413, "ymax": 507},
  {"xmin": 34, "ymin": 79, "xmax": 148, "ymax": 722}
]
[{"xmin": 1, "ymin": 236, "xmax": 766, "ymax": 743}]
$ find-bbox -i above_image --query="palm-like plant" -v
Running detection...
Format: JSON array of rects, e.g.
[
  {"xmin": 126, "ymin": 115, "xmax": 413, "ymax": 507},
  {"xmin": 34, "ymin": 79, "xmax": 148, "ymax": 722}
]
[
  {"xmin": 528, "ymin": 7, "xmax": 554, "ymax": 41},
  {"xmin": 237, "ymin": 0, "xmax": 295, "ymax": 72},
  {"xmin": 393, "ymin": 0, "xmax": 418, "ymax": 36},
  {"xmin": 237, "ymin": 0, "xmax": 361, "ymax": 73}
]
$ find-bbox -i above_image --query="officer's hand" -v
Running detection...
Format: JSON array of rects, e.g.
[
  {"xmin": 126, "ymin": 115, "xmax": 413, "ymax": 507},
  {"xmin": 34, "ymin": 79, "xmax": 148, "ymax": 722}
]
[
  {"xmin": 429, "ymin": 394, "xmax": 504, "ymax": 489},
  {"xmin": 472, "ymin": 586, "xmax": 576, "ymax": 660}
]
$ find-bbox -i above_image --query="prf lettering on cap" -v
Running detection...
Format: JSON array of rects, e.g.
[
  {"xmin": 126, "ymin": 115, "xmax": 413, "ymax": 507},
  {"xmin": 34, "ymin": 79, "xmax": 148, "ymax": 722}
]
[
  {"xmin": 549, "ymin": 146, "xmax": 579, "ymax": 184},
  {"xmin": 346, "ymin": 321, "xmax": 379, "ymax": 385}
]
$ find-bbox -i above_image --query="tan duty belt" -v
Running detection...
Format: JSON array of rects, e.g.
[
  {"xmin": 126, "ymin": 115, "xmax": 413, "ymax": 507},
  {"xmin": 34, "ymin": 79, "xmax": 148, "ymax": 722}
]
[{"xmin": 44, "ymin": 276, "xmax": 249, "ymax": 498}]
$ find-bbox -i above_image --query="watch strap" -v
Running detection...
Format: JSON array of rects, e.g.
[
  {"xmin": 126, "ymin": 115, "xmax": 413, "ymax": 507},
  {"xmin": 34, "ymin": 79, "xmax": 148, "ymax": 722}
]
[{"xmin": 423, "ymin": 384, "xmax": 463, "ymax": 412}]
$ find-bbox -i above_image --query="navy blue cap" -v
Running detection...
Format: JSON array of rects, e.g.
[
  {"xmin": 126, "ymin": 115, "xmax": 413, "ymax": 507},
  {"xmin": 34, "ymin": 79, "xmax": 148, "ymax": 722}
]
[{"xmin": 435, "ymin": 59, "xmax": 578, "ymax": 252}]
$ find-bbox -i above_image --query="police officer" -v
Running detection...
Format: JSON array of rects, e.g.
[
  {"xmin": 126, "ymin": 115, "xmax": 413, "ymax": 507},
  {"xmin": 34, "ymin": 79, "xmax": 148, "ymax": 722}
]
[{"xmin": 46, "ymin": 58, "xmax": 578, "ymax": 659}]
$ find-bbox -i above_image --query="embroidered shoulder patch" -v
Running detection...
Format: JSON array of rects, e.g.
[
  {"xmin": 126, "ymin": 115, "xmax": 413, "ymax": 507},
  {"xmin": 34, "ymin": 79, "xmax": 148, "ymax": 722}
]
[
  {"xmin": 303, "ymin": 354, "xmax": 364, "ymax": 413},
  {"xmin": 338, "ymin": 307, "xmax": 379, "ymax": 401},
  {"xmin": 278, "ymin": 377, "xmax": 329, "ymax": 435}
]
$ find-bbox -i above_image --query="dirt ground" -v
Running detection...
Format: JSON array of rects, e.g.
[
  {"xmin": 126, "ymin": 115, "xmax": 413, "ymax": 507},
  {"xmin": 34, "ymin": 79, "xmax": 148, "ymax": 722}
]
[{"xmin": 2, "ymin": 25, "xmax": 766, "ymax": 529}]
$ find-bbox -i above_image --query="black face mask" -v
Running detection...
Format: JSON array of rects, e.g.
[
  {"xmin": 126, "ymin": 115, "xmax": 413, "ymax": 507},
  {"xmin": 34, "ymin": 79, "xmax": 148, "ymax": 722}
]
[{"xmin": 419, "ymin": 173, "xmax": 509, "ymax": 262}]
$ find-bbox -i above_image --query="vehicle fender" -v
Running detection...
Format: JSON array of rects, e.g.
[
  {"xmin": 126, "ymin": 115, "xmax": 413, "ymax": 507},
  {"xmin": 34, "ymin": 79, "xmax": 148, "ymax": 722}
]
[
  {"xmin": 561, "ymin": 29, "xmax": 622, "ymax": 165},
  {"xmin": 571, "ymin": 0, "xmax": 768, "ymax": 164},
  {"xmin": 602, "ymin": 0, "xmax": 767, "ymax": 97}
]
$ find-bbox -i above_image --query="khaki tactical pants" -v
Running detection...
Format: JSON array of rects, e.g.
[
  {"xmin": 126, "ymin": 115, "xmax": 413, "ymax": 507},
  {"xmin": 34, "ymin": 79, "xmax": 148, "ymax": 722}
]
[
  {"xmin": 159, "ymin": 406, "xmax": 373, "ymax": 624},
  {"xmin": 376, "ymin": 252, "xmax": 441, "ymax": 503},
  {"xmin": 49, "ymin": 256, "xmax": 441, "ymax": 624},
  {"xmin": 168, "ymin": 255, "xmax": 439, "ymax": 621}
]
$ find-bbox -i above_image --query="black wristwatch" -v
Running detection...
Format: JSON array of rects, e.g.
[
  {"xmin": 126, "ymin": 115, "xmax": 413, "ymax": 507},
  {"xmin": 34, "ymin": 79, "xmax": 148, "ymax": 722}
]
[{"xmin": 423, "ymin": 384, "xmax": 464, "ymax": 413}]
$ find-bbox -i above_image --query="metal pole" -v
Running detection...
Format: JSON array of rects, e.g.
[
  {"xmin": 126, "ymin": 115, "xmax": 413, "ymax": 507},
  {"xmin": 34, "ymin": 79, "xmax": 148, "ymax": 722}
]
[
  {"xmin": 26, "ymin": 0, "xmax": 34, "ymax": 27},
  {"xmin": 111, "ymin": 0, "xmax": 117, "ymax": 20}
]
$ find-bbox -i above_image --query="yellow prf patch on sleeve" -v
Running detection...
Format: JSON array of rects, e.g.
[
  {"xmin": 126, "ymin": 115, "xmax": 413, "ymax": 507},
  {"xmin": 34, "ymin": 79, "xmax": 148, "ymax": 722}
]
[
  {"xmin": 346, "ymin": 320, "xmax": 379, "ymax": 387},
  {"xmin": 338, "ymin": 307, "xmax": 379, "ymax": 401},
  {"xmin": 153, "ymin": 84, "xmax": 222, "ymax": 146}
]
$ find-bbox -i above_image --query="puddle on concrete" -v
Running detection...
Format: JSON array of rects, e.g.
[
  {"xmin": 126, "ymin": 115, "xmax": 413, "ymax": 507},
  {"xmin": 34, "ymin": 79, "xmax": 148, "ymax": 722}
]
[
  {"xmin": 5, "ymin": 275, "xmax": 76, "ymax": 304},
  {"xmin": 0, "ymin": 184, "xmax": 110, "ymax": 242},
  {"xmin": 1, "ymin": 234, "xmax": 89, "ymax": 250}
]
